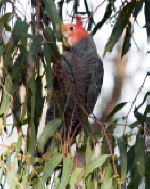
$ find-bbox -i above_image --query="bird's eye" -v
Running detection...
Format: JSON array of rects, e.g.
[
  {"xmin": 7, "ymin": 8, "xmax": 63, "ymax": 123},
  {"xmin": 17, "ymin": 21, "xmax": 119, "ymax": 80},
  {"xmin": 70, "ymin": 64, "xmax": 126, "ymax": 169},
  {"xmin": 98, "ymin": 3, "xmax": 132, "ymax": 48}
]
[{"xmin": 69, "ymin": 27, "xmax": 74, "ymax": 31}]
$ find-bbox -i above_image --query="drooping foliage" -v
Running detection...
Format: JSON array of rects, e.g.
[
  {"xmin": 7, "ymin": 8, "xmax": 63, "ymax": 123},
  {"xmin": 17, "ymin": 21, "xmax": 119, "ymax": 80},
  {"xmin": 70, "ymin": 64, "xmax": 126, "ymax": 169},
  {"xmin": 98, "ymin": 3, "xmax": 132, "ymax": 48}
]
[{"xmin": 0, "ymin": 0, "xmax": 149, "ymax": 188}]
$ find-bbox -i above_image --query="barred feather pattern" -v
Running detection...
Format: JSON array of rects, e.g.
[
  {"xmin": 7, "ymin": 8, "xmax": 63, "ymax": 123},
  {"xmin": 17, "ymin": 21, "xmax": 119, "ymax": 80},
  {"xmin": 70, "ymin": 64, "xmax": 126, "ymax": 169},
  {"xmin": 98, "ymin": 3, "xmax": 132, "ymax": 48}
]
[{"xmin": 46, "ymin": 35, "xmax": 104, "ymax": 137}]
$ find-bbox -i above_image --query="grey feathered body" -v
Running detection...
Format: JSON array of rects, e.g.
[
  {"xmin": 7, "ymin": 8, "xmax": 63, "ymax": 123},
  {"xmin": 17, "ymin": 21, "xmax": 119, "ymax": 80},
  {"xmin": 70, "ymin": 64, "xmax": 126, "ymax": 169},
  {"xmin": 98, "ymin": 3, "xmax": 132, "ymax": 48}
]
[{"xmin": 46, "ymin": 35, "xmax": 103, "ymax": 135}]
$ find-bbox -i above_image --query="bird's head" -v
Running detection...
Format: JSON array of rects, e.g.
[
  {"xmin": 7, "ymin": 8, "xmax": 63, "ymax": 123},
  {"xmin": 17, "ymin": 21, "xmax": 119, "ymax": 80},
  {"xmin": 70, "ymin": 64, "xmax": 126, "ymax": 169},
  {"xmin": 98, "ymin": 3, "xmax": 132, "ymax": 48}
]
[{"xmin": 62, "ymin": 15, "xmax": 88, "ymax": 46}]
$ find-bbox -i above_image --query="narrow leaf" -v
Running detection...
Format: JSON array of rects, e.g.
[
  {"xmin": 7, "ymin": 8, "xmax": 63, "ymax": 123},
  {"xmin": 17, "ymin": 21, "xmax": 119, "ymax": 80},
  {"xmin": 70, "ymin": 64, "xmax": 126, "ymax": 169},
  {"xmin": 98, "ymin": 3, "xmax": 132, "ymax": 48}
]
[
  {"xmin": 133, "ymin": 1, "xmax": 144, "ymax": 19},
  {"xmin": 21, "ymin": 94, "xmax": 27, "ymax": 122},
  {"xmin": 117, "ymin": 138, "xmax": 127, "ymax": 184},
  {"xmin": 59, "ymin": 154, "xmax": 73, "ymax": 188},
  {"xmin": 0, "ymin": 75, "xmax": 12, "ymax": 117},
  {"xmin": 101, "ymin": 161, "xmax": 112, "ymax": 189},
  {"xmin": 70, "ymin": 168, "xmax": 83, "ymax": 189},
  {"xmin": 34, "ymin": 76, "xmax": 44, "ymax": 134},
  {"xmin": 84, "ymin": 154, "xmax": 108, "ymax": 177},
  {"xmin": 42, "ymin": 152, "xmax": 62, "ymax": 183},
  {"xmin": 135, "ymin": 134, "xmax": 145, "ymax": 177},
  {"xmin": 27, "ymin": 76, "xmax": 36, "ymax": 156},
  {"xmin": 103, "ymin": 1, "xmax": 136, "ymax": 56},
  {"xmin": 106, "ymin": 102, "xmax": 128, "ymax": 121},
  {"xmin": 12, "ymin": 18, "xmax": 28, "ymax": 44},
  {"xmin": 92, "ymin": 3, "xmax": 112, "ymax": 35},
  {"xmin": 0, "ymin": 12, "xmax": 11, "ymax": 23},
  {"xmin": 44, "ymin": 0, "xmax": 61, "ymax": 33},
  {"xmin": 86, "ymin": 137, "xmax": 93, "ymax": 165},
  {"xmin": 30, "ymin": 35, "xmax": 41, "ymax": 57},
  {"xmin": 121, "ymin": 22, "xmax": 131, "ymax": 57},
  {"xmin": 37, "ymin": 118, "xmax": 62, "ymax": 152},
  {"xmin": 0, "ymin": 46, "xmax": 5, "ymax": 55}
]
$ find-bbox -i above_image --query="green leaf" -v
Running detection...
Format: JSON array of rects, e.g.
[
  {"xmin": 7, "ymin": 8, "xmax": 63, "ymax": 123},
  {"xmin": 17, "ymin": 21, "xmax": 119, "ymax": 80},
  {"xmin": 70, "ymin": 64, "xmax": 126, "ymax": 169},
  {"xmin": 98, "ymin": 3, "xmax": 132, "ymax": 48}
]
[
  {"xmin": 112, "ymin": 177, "xmax": 118, "ymax": 189},
  {"xmin": 45, "ymin": 27, "xmax": 61, "ymax": 58},
  {"xmin": 102, "ymin": 178, "xmax": 112, "ymax": 189},
  {"xmin": 15, "ymin": 135, "xmax": 22, "ymax": 150},
  {"xmin": 101, "ymin": 161, "xmax": 112, "ymax": 189},
  {"xmin": 30, "ymin": 35, "xmax": 41, "ymax": 57},
  {"xmin": 86, "ymin": 174, "xmax": 95, "ymax": 189},
  {"xmin": 145, "ymin": 0, "xmax": 150, "ymax": 37},
  {"xmin": 135, "ymin": 134, "xmax": 145, "ymax": 177},
  {"xmin": 13, "ymin": 18, "xmax": 28, "ymax": 36},
  {"xmin": 30, "ymin": 166, "xmax": 44, "ymax": 179},
  {"xmin": 86, "ymin": 137, "xmax": 93, "ymax": 165},
  {"xmin": 12, "ymin": 93, "xmax": 21, "ymax": 123},
  {"xmin": 121, "ymin": 22, "xmax": 131, "ymax": 57},
  {"xmin": 29, "ymin": 157, "xmax": 43, "ymax": 166},
  {"xmin": 4, "ymin": 23, "xmax": 11, "ymax": 31},
  {"xmin": 127, "ymin": 167, "xmax": 141, "ymax": 189},
  {"xmin": 103, "ymin": 1, "xmax": 136, "ymax": 57},
  {"xmin": 37, "ymin": 118, "xmax": 62, "ymax": 152},
  {"xmin": 117, "ymin": 138, "xmax": 127, "ymax": 184},
  {"xmin": 59, "ymin": 154, "xmax": 73, "ymax": 188},
  {"xmin": 0, "ymin": 22, "xmax": 3, "ymax": 34},
  {"xmin": 145, "ymin": 152, "xmax": 150, "ymax": 189},
  {"xmin": 42, "ymin": 152, "xmax": 62, "ymax": 183},
  {"xmin": 70, "ymin": 168, "xmax": 83, "ymax": 189},
  {"xmin": 44, "ymin": 42, "xmax": 53, "ymax": 101},
  {"xmin": 84, "ymin": 154, "xmax": 108, "ymax": 177},
  {"xmin": 0, "ymin": 45, "xmax": 5, "ymax": 55},
  {"xmin": 106, "ymin": 102, "xmax": 128, "ymax": 121},
  {"xmin": 0, "ymin": 75, "xmax": 12, "ymax": 117},
  {"xmin": 127, "ymin": 145, "xmax": 135, "ymax": 171},
  {"xmin": 4, "ymin": 49, "xmax": 14, "ymax": 67},
  {"xmin": 12, "ymin": 18, "xmax": 29, "ymax": 45},
  {"xmin": 34, "ymin": 76, "xmax": 44, "ymax": 134},
  {"xmin": 21, "ymin": 94, "xmax": 27, "ymax": 122},
  {"xmin": 22, "ymin": 175, "xmax": 28, "ymax": 188},
  {"xmin": 92, "ymin": 132, "xmax": 103, "ymax": 138},
  {"xmin": 27, "ymin": 76, "xmax": 36, "ymax": 156},
  {"xmin": 0, "ymin": 12, "xmax": 11, "ymax": 24},
  {"xmin": 53, "ymin": 176, "xmax": 60, "ymax": 186},
  {"xmin": 92, "ymin": 3, "xmax": 112, "ymax": 36},
  {"xmin": 133, "ymin": 1, "xmax": 144, "ymax": 19},
  {"xmin": 44, "ymin": 0, "xmax": 61, "ymax": 33}
]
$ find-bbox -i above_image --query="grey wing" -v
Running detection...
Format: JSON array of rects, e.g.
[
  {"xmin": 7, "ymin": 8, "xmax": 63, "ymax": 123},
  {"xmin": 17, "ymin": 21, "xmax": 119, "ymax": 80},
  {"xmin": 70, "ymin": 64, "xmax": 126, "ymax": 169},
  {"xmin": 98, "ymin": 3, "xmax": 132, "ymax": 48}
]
[
  {"xmin": 61, "ymin": 52, "xmax": 81, "ymax": 132},
  {"xmin": 86, "ymin": 57, "xmax": 104, "ymax": 113}
]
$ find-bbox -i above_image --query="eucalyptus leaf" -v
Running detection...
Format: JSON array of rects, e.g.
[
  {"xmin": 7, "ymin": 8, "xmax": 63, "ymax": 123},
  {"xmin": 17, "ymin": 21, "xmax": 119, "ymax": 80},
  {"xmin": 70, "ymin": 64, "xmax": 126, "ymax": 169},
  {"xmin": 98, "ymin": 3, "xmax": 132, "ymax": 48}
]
[
  {"xmin": 0, "ymin": 75, "xmax": 12, "ymax": 117},
  {"xmin": 92, "ymin": 2, "xmax": 112, "ymax": 36},
  {"xmin": 86, "ymin": 137, "xmax": 93, "ymax": 165},
  {"xmin": 101, "ymin": 161, "xmax": 112, "ymax": 189},
  {"xmin": 0, "ymin": 12, "xmax": 11, "ymax": 24},
  {"xmin": 84, "ymin": 154, "xmax": 108, "ymax": 177},
  {"xmin": 0, "ymin": 46, "xmax": 5, "ymax": 55},
  {"xmin": 42, "ymin": 152, "xmax": 62, "ymax": 183},
  {"xmin": 106, "ymin": 102, "xmax": 128, "ymax": 121},
  {"xmin": 121, "ymin": 22, "xmax": 131, "ymax": 57},
  {"xmin": 34, "ymin": 76, "xmax": 44, "ymax": 134},
  {"xmin": 44, "ymin": 0, "xmax": 61, "ymax": 33},
  {"xmin": 27, "ymin": 76, "xmax": 36, "ymax": 156},
  {"xmin": 117, "ymin": 138, "xmax": 127, "ymax": 184},
  {"xmin": 59, "ymin": 154, "xmax": 73, "ymax": 188},
  {"xmin": 103, "ymin": 1, "xmax": 136, "ymax": 56},
  {"xmin": 37, "ymin": 118, "xmax": 62, "ymax": 152},
  {"xmin": 70, "ymin": 168, "xmax": 83, "ymax": 189},
  {"xmin": 135, "ymin": 134, "xmax": 145, "ymax": 177}
]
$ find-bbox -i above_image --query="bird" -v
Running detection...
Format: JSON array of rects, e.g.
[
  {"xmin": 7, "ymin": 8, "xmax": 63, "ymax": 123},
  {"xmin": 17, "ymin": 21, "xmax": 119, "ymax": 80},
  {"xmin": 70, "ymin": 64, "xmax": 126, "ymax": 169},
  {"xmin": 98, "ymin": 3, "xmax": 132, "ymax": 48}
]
[{"xmin": 45, "ymin": 15, "xmax": 104, "ymax": 142}]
